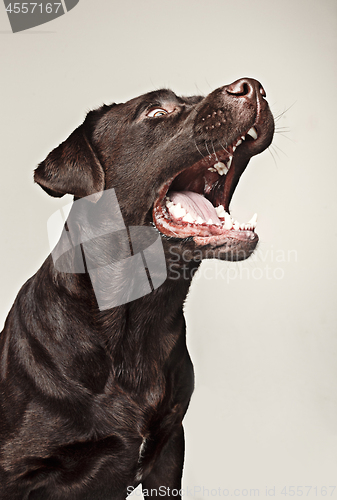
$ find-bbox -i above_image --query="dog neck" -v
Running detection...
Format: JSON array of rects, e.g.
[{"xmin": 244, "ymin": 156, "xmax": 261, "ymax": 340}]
[
  {"xmin": 95, "ymin": 259, "xmax": 200, "ymax": 393},
  {"xmin": 30, "ymin": 255, "xmax": 200, "ymax": 395}
]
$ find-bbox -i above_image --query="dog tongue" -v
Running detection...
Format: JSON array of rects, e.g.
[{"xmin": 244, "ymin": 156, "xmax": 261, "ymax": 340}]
[{"xmin": 169, "ymin": 191, "xmax": 221, "ymax": 224}]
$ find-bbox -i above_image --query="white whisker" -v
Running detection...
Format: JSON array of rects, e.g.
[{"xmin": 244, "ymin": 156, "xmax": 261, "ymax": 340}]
[
  {"xmin": 217, "ymin": 139, "xmax": 230, "ymax": 155},
  {"xmin": 194, "ymin": 140, "xmax": 205, "ymax": 159},
  {"xmin": 205, "ymin": 141, "xmax": 212, "ymax": 157}
]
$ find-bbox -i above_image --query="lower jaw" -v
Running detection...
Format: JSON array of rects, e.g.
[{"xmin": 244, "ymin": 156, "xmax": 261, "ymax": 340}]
[
  {"xmin": 161, "ymin": 230, "xmax": 258, "ymax": 266},
  {"xmin": 153, "ymin": 206, "xmax": 259, "ymax": 261},
  {"xmin": 194, "ymin": 231, "xmax": 259, "ymax": 261}
]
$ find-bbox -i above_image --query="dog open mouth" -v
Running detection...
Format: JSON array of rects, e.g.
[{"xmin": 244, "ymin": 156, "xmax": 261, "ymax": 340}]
[{"xmin": 153, "ymin": 123, "xmax": 271, "ymax": 250}]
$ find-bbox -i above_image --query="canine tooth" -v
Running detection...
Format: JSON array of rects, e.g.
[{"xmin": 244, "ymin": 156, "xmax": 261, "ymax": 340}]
[
  {"xmin": 223, "ymin": 212, "xmax": 233, "ymax": 229},
  {"xmin": 215, "ymin": 205, "xmax": 225, "ymax": 216},
  {"xmin": 182, "ymin": 213, "xmax": 194, "ymax": 223},
  {"xmin": 247, "ymin": 127, "xmax": 258, "ymax": 140},
  {"xmin": 248, "ymin": 213, "xmax": 258, "ymax": 227}
]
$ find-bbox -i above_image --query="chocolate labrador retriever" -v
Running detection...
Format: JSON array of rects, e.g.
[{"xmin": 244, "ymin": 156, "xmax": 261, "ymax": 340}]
[{"xmin": 0, "ymin": 78, "xmax": 274, "ymax": 499}]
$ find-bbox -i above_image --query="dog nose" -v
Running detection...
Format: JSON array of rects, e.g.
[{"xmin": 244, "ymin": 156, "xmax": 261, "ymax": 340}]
[{"xmin": 225, "ymin": 78, "xmax": 266, "ymax": 99}]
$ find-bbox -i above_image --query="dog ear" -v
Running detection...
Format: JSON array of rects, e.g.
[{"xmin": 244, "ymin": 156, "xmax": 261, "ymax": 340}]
[{"xmin": 34, "ymin": 124, "xmax": 105, "ymax": 203}]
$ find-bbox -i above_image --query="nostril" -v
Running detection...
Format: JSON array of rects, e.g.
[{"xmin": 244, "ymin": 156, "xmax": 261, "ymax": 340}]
[
  {"xmin": 226, "ymin": 79, "xmax": 254, "ymax": 97},
  {"xmin": 232, "ymin": 82, "xmax": 249, "ymax": 96},
  {"xmin": 259, "ymin": 85, "xmax": 266, "ymax": 98},
  {"xmin": 225, "ymin": 78, "xmax": 266, "ymax": 100},
  {"xmin": 236, "ymin": 82, "xmax": 250, "ymax": 96}
]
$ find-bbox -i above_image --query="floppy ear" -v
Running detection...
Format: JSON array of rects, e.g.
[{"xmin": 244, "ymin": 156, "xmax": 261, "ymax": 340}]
[{"xmin": 34, "ymin": 124, "xmax": 105, "ymax": 203}]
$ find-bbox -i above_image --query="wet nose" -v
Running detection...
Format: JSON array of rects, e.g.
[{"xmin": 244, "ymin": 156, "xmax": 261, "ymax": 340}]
[{"xmin": 225, "ymin": 78, "xmax": 266, "ymax": 100}]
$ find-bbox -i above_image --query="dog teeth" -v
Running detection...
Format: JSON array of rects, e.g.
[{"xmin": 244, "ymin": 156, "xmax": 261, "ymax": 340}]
[
  {"xmin": 168, "ymin": 203, "xmax": 186, "ymax": 219},
  {"xmin": 214, "ymin": 205, "xmax": 257, "ymax": 231},
  {"xmin": 166, "ymin": 198, "xmax": 257, "ymax": 232},
  {"xmin": 223, "ymin": 212, "xmax": 233, "ymax": 229},
  {"xmin": 213, "ymin": 161, "xmax": 229, "ymax": 176},
  {"xmin": 212, "ymin": 157, "xmax": 233, "ymax": 176},
  {"xmin": 182, "ymin": 213, "xmax": 194, "ymax": 223},
  {"xmin": 246, "ymin": 126, "xmax": 258, "ymax": 140},
  {"xmin": 210, "ymin": 134, "xmax": 249, "ymax": 177},
  {"xmin": 248, "ymin": 213, "xmax": 258, "ymax": 228},
  {"xmin": 215, "ymin": 205, "xmax": 225, "ymax": 217}
]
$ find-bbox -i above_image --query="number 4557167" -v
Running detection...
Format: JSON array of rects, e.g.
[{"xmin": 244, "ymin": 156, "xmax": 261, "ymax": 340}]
[
  {"xmin": 6, "ymin": 3, "xmax": 62, "ymax": 14},
  {"xmin": 281, "ymin": 486, "xmax": 336, "ymax": 496}
]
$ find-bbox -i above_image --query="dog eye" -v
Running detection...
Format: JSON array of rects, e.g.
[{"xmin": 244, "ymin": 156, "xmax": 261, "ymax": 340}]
[{"xmin": 147, "ymin": 108, "xmax": 169, "ymax": 118}]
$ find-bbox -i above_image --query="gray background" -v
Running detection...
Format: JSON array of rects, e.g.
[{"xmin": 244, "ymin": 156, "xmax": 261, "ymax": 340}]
[{"xmin": 1, "ymin": 0, "xmax": 336, "ymax": 497}]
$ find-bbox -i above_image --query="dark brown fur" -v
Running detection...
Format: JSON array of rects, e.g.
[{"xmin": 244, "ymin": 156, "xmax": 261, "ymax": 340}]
[{"xmin": 0, "ymin": 79, "xmax": 274, "ymax": 499}]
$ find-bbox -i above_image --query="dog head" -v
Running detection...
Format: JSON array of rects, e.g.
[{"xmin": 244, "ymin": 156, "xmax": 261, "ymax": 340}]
[{"xmin": 35, "ymin": 78, "xmax": 274, "ymax": 266}]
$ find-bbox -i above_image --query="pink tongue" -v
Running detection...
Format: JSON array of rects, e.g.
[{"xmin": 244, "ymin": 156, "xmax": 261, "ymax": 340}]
[{"xmin": 169, "ymin": 191, "xmax": 220, "ymax": 224}]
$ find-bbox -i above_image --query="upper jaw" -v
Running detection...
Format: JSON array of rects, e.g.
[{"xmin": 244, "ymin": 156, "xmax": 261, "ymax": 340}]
[
  {"xmin": 150, "ymin": 81, "xmax": 274, "ymax": 257},
  {"xmin": 152, "ymin": 122, "xmax": 273, "ymax": 244}
]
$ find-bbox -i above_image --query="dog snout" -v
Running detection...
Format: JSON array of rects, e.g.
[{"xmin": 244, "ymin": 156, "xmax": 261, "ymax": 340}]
[
  {"xmin": 193, "ymin": 78, "xmax": 268, "ymax": 138},
  {"xmin": 224, "ymin": 77, "xmax": 266, "ymax": 100}
]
